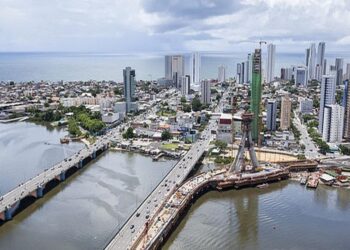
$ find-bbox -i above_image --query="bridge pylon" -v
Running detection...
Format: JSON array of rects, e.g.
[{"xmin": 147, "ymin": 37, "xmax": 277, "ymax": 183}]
[{"xmin": 229, "ymin": 108, "xmax": 259, "ymax": 173}]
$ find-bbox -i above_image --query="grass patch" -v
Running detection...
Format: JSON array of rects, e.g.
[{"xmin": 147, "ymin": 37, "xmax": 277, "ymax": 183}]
[{"xmin": 161, "ymin": 143, "xmax": 179, "ymax": 151}]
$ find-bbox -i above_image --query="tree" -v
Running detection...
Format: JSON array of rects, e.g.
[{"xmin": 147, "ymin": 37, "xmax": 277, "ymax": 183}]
[
  {"xmin": 180, "ymin": 96, "xmax": 186, "ymax": 103},
  {"xmin": 161, "ymin": 130, "xmax": 173, "ymax": 141},
  {"xmin": 123, "ymin": 127, "xmax": 134, "ymax": 139},
  {"xmin": 114, "ymin": 87, "xmax": 123, "ymax": 95},
  {"xmin": 68, "ymin": 119, "xmax": 81, "ymax": 137},
  {"xmin": 191, "ymin": 97, "xmax": 202, "ymax": 112},
  {"xmin": 214, "ymin": 140, "xmax": 227, "ymax": 151},
  {"xmin": 182, "ymin": 104, "xmax": 191, "ymax": 112}
]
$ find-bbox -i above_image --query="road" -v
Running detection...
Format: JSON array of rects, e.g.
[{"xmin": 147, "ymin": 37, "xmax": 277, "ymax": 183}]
[
  {"xmin": 105, "ymin": 119, "xmax": 217, "ymax": 249},
  {"xmin": 293, "ymin": 111, "xmax": 320, "ymax": 159}
]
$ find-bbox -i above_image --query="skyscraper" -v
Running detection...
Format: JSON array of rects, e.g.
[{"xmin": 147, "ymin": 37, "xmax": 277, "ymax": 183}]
[
  {"xmin": 191, "ymin": 52, "xmax": 201, "ymax": 84},
  {"xmin": 305, "ymin": 48, "xmax": 310, "ymax": 67},
  {"xmin": 294, "ymin": 66, "xmax": 308, "ymax": 87},
  {"xmin": 335, "ymin": 58, "xmax": 344, "ymax": 86},
  {"xmin": 180, "ymin": 75, "xmax": 191, "ymax": 96},
  {"xmin": 280, "ymin": 95, "xmax": 291, "ymax": 130},
  {"xmin": 247, "ymin": 53, "xmax": 253, "ymax": 83},
  {"xmin": 345, "ymin": 63, "xmax": 350, "ymax": 81},
  {"xmin": 123, "ymin": 67, "xmax": 136, "ymax": 113},
  {"xmin": 251, "ymin": 49, "xmax": 262, "ymax": 142},
  {"xmin": 200, "ymin": 80, "xmax": 211, "ymax": 105},
  {"xmin": 318, "ymin": 74, "xmax": 336, "ymax": 134},
  {"xmin": 266, "ymin": 100, "xmax": 277, "ymax": 131},
  {"xmin": 322, "ymin": 104, "xmax": 344, "ymax": 143},
  {"xmin": 308, "ymin": 43, "xmax": 316, "ymax": 80},
  {"xmin": 343, "ymin": 80, "xmax": 350, "ymax": 141},
  {"xmin": 316, "ymin": 42, "xmax": 326, "ymax": 81},
  {"xmin": 237, "ymin": 63, "xmax": 242, "ymax": 84},
  {"xmin": 218, "ymin": 65, "xmax": 226, "ymax": 83},
  {"xmin": 164, "ymin": 55, "xmax": 184, "ymax": 88},
  {"xmin": 266, "ymin": 43, "xmax": 276, "ymax": 83}
]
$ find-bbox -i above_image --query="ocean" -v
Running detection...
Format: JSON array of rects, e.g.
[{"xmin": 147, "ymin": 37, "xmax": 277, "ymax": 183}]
[{"xmin": 0, "ymin": 52, "xmax": 349, "ymax": 82}]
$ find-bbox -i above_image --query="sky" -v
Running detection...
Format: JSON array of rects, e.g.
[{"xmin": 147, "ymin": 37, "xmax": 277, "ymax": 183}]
[{"xmin": 1, "ymin": 0, "xmax": 350, "ymax": 53}]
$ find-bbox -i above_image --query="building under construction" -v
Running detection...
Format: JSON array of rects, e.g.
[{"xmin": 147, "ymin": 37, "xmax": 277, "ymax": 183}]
[{"xmin": 250, "ymin": 49, "xmax": 262, "ymax": 142}]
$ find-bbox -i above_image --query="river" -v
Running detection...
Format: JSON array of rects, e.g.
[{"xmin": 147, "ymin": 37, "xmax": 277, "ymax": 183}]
[
  {"xmin": 0, "ymin": 122, "xmax": 176, "ymax": 249},
  {"xmin": 164, "ymin": 181, "xmax": 350, "ymax": 250}
]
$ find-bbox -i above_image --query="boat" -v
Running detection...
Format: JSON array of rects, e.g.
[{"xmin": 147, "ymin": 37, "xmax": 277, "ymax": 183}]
[
  {"xmin": 257, "ymin": 183, "xmax": 269, "ymax": 189},
  {"xmin": 306, "ymin": 178, "xmax": 319, "ymax": 188},
  {"xmin": 300, "ymin": 176, "xmax": 308, "ymax": 185},
  {"xmin": 60, "ymin": 137, "xmax": 70, "ymax": 144}
]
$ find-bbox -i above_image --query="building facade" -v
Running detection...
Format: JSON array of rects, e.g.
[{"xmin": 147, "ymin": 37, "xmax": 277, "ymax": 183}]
[
  {"xmin": 280, "ymin": 96, "xmax": 291, "ymax": 130},
  {"xmin": 218, "ymin": 65, "xmax": 226, "ymax": 83},
  {"xmin": 191, "ymin": 52, "xmax": 201, "ymax": 84},
  {"xmin": 266, "ymin": 100, "xmax": 277, "ymax": 131},
  {"xmin": 266, "ymin": 43, "xmax": 276, "ymax": 83},
  {"xmin": 123, "ymin": 67, "xmax": 136, "ymax": 113},
  {"xmin": 322, "ymin": 104, "xmax": 344, "ymax": 143},
  {"xmin": 200, "ymin": 80, "xmax": 211, "ymax": 105},
  {"xmin": 318, "ymin": 75, "xmax": 336, "ymax": 134},
  {"xmin": 251, "ymin": 49, "xmax": 262, "ymax": 142},
  {"xmin": 181, "ymin": 75, "xmax": 191, "ymax": 96}
]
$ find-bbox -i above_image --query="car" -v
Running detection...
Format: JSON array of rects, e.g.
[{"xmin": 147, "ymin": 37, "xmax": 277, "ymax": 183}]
[
  {"xmin": 131, "ymin": 229, "xmax": 135, "ymax": 233},
  {"xmin": 130, "ymin": 225, "xmax": 134, "ymax": 229},
  {"xmin": 145, "ymin": 215, "xmax": 149, "ymax": 219},
  {"xmin": 136, "ymin": 213, "xmax": 140, "ymax": 217}
]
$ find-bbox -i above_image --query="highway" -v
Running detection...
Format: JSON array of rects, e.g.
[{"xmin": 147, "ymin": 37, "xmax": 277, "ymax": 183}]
[
  {"xmin": 293, "ymin": 111, "xmax": 320, "ymax": 159},
  {"xmin": 105, "ymin": 118, "xmax": 217, "ymax": 250}
]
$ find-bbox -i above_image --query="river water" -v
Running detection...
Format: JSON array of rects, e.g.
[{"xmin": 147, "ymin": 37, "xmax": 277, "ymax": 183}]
[
  {"xmin": 0, "ymin": 122, "xmax": 176, "ymax": 249},
  {"xmin": 1, "ymin": 122, "xmax": 350, "ymax": 250},
  {"xmin": 164, "ymin": 181, "xmax": 350, "ymax": 250}
]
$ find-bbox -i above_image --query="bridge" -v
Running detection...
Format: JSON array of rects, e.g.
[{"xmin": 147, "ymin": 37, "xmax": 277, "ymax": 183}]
[
  {"xmin": 104, "ymin": 118, "xmax": 217, "ymax": 249},
  {"xmin": 0, "ymin": 139, "xmax": 109, "ymax": 221}
]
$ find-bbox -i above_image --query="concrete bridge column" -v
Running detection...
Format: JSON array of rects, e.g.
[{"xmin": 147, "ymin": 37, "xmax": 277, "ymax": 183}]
[
  {"xmin": 36, "ymin": 186, "xmax": 44, "ymax": 198},
  {"xmin": 92, "ymin": 151, "xmax": 96, "ymax": 159},
  {"xmin": 59, "ymin": 171, "xmax": 66, "ymax": 181},
  {"xmin": 79, "ymin": 160, "xmax": 83, "ymax": 168},
  {"xmin": 4, "ymin": 208, "xmax": 12, "ymax": 220}
]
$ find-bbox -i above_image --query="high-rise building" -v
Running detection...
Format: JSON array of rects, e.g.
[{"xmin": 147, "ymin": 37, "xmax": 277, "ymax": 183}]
[
  {"xmin": 318, "ymin": 75, "xmax": 336, "ymax": 134},
  {"xmin": 335, "ymin": 58, "xmax": 344, "ymax": 86},
  {"xmin": 237, "ymin": 63, "xmax": 242, "ymax": 84},
  {"xmin": 164, "ymin": 55, "xmax": 184, "ymax": 88},
  {"xmin": 251, "ymin": 49, "xmax": 262, "ymax": 142},
  {"xmin": 180, "ymin": 75, "xmax": 191, "ymax": 96},
  {"xmin": 243, "ymin": 61, "xmax": 247, "ymax": 84},
  {"xmin": 281, "ymin": 67, "xmax": 293, "ymax": 81},
  {"xmin": 305, "ymin": 48, "xmax": 310, "ymax": 67},
  {"xmin": 218, "ymin": 65, "xmax": 226, "ymax": 83},
  {"xmin": 345, "ymin": 63, "xmax": 350, "ymax": 81},
  {"xmin": 266, "ymin": 100, "xmax": 277, "ymax": 131},
  {"xmin": 247, "ymin": 53, "xmax": 253, "ymax": 83},
  {"xmin": 280, "ymin": 95, "xmax": 291, "ymax": 130},
  {"xmin": 308, "ymin": 43, "xmax": 316, "ymax": 80},
  {"xmin": 343, "ymin": 80, "xmax": 350, "ymax": 140},
  {"xmin": 200, "ymin": 80, "xmax": 211, "ymax": 105},
  {"xmin": 266, "ymin": 43, "xmax": 276, "ymax": 83},
  {"xmin": 299, "ymin": 97, "xmax": 313, "ymax": 114},
  {"xmin": 316, "ymin": 42, "xmax": 326, "ymax": 81},
  {"xmin": 165, "ymin": 55, "xmax": 172, "ymax": 80},
  {"xmin": 294, "ymin": 66, "xmax": 308, "ymax": 87},
  {"xmin": 322, "ymin": 104, "xmax": 344, "ymax": 143},
  {"xmin": 123, "ymin": 67, "xmax": 136, "ymax": 113},
  {"xmin": 191, "ymin": 52, "xmax": 201, "ymax": 84}
]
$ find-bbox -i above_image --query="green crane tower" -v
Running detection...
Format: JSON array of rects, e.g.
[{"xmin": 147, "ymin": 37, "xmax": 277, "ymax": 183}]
[{"xmin": 250, "ymin": 49, "xmax": 262, "ymax": 142}]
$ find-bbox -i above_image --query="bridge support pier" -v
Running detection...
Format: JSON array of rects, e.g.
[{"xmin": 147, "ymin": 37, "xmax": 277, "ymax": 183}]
[
  {"xmin": 4, "ymin": 209, "xmax": 12, "ymax": 220},
  {"xmin": 92, "ymin": 151, "xmax": 96, "ymax": 159},
  {"xmin": 59, "ymin": 171, "xmax": 66, "ymax": 181},
  {"xmin": 79, "ymin": 160, "xmax": 83, "ymax": 168},
  {"xmin": 36, "ymin": 186, "xmax": 44, "ymax": 198}
]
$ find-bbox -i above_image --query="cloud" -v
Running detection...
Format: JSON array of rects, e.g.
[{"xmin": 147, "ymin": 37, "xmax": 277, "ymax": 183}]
[{"xmin": 0, "ymin": 0, "xmax": 350, "ymax": 52}]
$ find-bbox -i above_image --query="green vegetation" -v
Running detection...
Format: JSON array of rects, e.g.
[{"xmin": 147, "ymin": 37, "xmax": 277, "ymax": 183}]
[
  {"xmin": 161, "ymin": 130, "xmax": 173, "ymax": 141},
  {"xmin": 28, "ymin": 108, "xmax": 63, "ymax": 122},
  {"xmin": 214, "ymin": 156, "xmax": 234, "ymax": 165},
  {"xmin": 182, "ymin": 104, "xmax": 191, "ymax": 112},
  {"xmin": 123, "ymin": 127, "xmax": 135, "ymax": 139},
  {"xmin": 68, "ymin": 119, "xmax": 82, "ymax": 137},
  {"xmin": 191, "ymin": 96, "xmax": 202, "ymax": 112},
  {"xmin": 180, "ymin": 96, "xmax": 186, "ymax": 103},
  {"xmin": 307, "ymin": 127, "xmax": 330, "ymax": 154},
  {"xmin": 157, "ymin": 106, "xmax": 176, "ymax": 117},
  {"xmin": 290, "ymin": 122, "xmax": 301, "ymax": 142},
  {"xmin": 297, "ymin": 154, "xmax": 306, "ymax": 160},
  {"xmin": 114, "ymin": 87, "xmax": 123, "ymax": 95},
  {"xmin": 214, "ymin": 140, "xmax": 228, "ymax": 151},
  {"xmin": 339, "ymin": 145, "xmax": 350, "ymax": 155},
  {"xmin": 161, "ymin": 143, "xmax": 179, "ymax": 151},
  {"xmin": 77, "ymin": 113, "xmax": 105, "ymax": 134}
]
